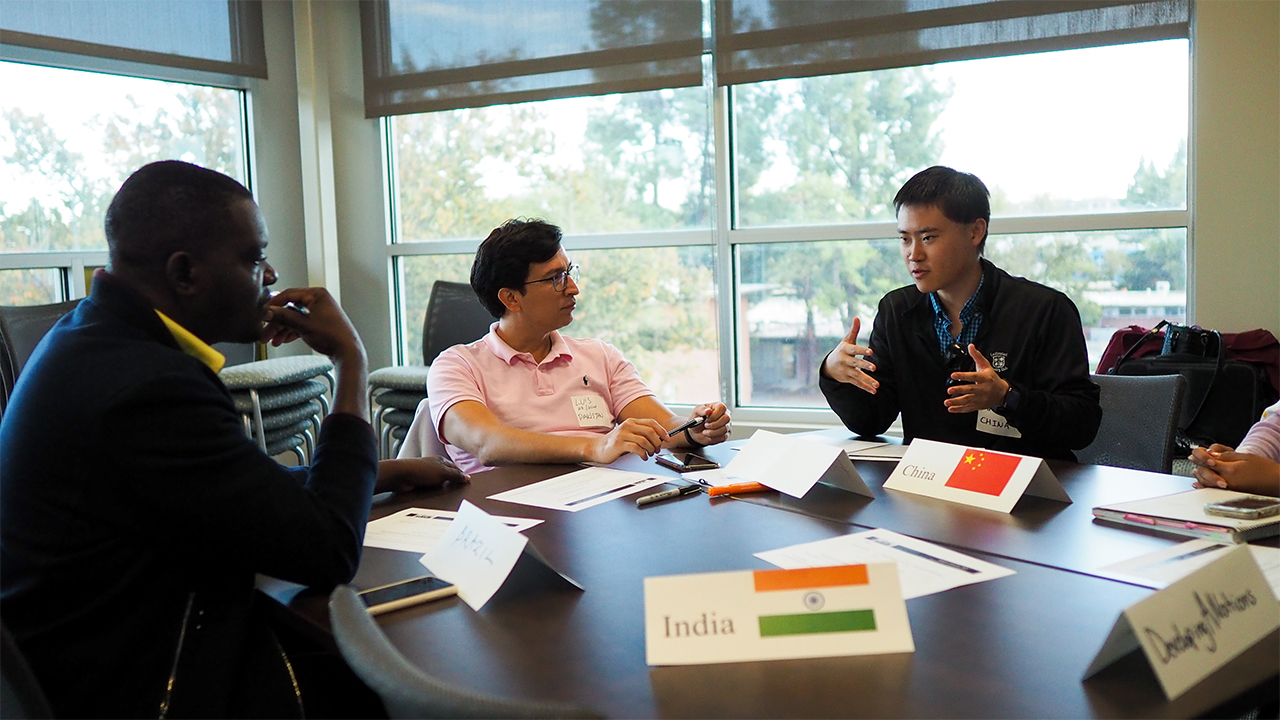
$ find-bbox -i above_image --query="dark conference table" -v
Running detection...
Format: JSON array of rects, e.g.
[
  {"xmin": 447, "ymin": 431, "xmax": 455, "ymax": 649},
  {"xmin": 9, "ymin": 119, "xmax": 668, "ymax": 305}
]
[{"xmin": 266, "ymin": 438, "xmax": 1280, "ymax": 719}]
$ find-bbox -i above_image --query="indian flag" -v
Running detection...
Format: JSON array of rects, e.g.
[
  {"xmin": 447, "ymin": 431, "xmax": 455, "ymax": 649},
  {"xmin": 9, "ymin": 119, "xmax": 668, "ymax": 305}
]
[{"xmin": 753, "ymin": 566, "xmax": 876, "ymax": 637}]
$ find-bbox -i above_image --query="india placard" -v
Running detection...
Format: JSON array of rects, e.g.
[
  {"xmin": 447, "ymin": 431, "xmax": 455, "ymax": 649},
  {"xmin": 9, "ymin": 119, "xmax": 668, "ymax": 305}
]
[{"xmin": 644, "ymin": 564, "xmax": 913, "ymax": 666}]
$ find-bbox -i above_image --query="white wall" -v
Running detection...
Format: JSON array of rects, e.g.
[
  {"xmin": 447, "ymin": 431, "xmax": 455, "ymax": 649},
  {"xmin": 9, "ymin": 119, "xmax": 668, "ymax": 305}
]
[
  {"xmin": 1191, "ymin": 0, "xmax": 1280, "ymax": 337},
  {"xmin": 254, "ymin": 0, "xmax": 1280, "ymax": 375}
]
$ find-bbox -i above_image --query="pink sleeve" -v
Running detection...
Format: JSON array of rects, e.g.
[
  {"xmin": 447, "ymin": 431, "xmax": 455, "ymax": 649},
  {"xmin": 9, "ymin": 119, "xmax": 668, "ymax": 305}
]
[
  {"xmin": 426, "ymin": 348, "xmax": 484, "ymax": 445},
  {"xmin": 602, "ymin": 341, "xmax": 655, "ymax": 414},
  {"xmin": 1237, "ymin": 411, "xmax": 1280, "ymax": 463}
]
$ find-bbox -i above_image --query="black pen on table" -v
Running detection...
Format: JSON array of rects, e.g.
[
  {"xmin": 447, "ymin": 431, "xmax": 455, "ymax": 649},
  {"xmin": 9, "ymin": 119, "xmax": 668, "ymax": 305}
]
[{"xmin": 636, "ymin": 483, "xmax": 702, "ymax": 507}]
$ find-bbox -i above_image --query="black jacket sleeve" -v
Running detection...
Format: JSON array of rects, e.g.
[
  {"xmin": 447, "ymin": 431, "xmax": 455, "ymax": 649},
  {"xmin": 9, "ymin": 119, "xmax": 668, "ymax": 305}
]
[
  {"xmin": 99, "ymin": 370, "xmax": 378, "ymax": 586},
  {"xmin": 995, "ymin": 293, "xmax": 1101, "ymax": 451},
  {"xmin": 819, "ymin": 298, "xmax": 901, "ymax": 437}
]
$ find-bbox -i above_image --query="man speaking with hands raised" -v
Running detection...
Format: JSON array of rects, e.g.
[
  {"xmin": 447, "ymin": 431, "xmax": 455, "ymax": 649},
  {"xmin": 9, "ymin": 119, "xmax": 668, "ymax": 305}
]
[{"xmin": 819, "ymin": 166, "xmax": 1100, "ymax": 461}]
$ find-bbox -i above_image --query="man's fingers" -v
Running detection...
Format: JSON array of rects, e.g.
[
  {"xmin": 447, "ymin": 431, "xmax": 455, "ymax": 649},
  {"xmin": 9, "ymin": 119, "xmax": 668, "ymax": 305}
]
[
  {"xmin": 844, "ymin": 317, "xmax": 861, "ymax": 345},
  {"xmin": 968, "ymin": 344, "xmax": 992, "ymax": 370}
]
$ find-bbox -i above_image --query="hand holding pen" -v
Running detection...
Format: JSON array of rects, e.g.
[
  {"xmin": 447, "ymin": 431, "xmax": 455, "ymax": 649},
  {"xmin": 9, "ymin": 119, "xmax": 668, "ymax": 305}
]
[{"xmin": 674, "ymin": 403, "xmax": 732, "ymax": 447}]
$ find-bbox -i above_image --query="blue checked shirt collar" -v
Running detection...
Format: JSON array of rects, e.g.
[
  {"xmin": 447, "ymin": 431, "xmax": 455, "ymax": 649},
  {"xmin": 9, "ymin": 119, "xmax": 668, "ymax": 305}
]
[{"xmin": 929, "ymin": 275, "xmax": 984, "ymax": 358}]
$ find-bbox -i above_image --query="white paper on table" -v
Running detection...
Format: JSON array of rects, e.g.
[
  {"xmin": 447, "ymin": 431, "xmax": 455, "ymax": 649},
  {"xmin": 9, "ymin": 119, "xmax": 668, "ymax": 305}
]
[
  {"xmin": 754, "ymin": 528, "xmax": 1015, "ymax": 599},
  {"xmin": 847, "ymin": 443, "xmax": 910, "ymax": 461},
  {"xmin": 420, "ymin": 501, "xmax": 530, "ymax": 611},
  {"xmin": 487, "ymin": 466, "xmax": 667, "ymax": 512},
  {"xmin": 1100, "ymin": 540, "xmax": 1280, "ymax": 596},
  {"xmin": 724, "ymin": 430, "xmax": 851, "ymax": 498},
  {"xmin": 364, "ymin": 508, "xmax": 543, "ymax": 554}
]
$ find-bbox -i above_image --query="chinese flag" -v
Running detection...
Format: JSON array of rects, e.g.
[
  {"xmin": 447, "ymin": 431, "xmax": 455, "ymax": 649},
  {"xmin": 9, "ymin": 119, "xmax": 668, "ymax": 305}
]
[{"xmin": 944, "ymin": 448, "xmax": 1022, "ymax": 496}]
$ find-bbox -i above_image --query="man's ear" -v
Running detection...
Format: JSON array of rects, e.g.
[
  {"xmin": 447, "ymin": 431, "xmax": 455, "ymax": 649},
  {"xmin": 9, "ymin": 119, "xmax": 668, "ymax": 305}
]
[
  {"xmin": 969, "ymin": 218, "xmax": 987, "ymax": 249},
  {"xmin": 164, "ymin": 251, "xmax": 199, "ymax": 297},
  {"xmin": 497, "ymin": 286, "xmax": 524, "ymax": 315}
]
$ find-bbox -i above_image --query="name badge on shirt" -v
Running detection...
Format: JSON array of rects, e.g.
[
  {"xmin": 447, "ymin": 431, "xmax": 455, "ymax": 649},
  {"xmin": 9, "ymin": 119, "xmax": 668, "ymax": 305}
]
[
  {"xmin": 572, "ymin": 395, "xmax": 612, "ymax": 428},
  {"xmin": 976, "ymin": 408, "xmax": 1022, "ymax": 438}
]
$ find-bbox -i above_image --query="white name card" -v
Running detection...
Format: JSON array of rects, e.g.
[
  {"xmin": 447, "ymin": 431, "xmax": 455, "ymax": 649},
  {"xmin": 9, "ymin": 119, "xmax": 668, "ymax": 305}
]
[
  {"xmin": 644, "ymin": 564, "xmax": 913, "ymax": 666},
  {"xmin": 724, "ymin": 430, "xmax": 874, "ymax": 498},
  {"xmin": 1084, "ymin": 544, "xmax": 1280, "ymax": 699},
  {"xmin": 420, "ymin": 500, "xmax": 530, "ymax": 610},
  {"xmin": 882, "ymin": 439, "xmax": 1068, "ymax": 513}
]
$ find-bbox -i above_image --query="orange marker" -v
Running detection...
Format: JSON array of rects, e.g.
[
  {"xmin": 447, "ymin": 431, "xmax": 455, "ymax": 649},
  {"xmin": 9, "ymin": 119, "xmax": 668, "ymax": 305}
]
[{"xmin": 706, "ymin": 481, "xmax": 771, "ymax": 497}]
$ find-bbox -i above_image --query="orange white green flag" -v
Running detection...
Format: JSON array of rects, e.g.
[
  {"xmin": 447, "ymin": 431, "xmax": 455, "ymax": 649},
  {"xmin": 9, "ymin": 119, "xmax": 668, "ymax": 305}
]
[
  {"xmin": 883, "ymin": 439, "xmax": 1070, "ymax": 513},
  {"xmin": 644, "ymin": 564, "xmax": 913, "ymax": 666}
]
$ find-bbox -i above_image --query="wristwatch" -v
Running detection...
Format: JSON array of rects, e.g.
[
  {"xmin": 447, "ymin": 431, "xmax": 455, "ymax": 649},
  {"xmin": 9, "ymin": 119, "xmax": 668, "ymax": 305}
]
[{"xmin": 997, "ymin": 382, "xmax": 1022, "ymax": 414}]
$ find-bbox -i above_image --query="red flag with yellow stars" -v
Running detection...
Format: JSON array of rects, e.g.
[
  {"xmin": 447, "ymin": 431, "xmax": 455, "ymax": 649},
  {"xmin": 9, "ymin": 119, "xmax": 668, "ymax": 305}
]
[{"xmin": 943, "ymin": 448, "xmax": 1022, "ymax": 496}]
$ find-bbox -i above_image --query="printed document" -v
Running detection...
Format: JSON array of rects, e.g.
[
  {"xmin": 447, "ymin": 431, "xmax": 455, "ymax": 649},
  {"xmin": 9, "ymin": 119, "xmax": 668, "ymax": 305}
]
[
  {"xmin": 756, "ymin": 528, "xmax": 1014, "ymax": 599},
  {"xmin": 364, "ymin": 508, "xmax": 542, "ymax": 554},
  {"xmin": 1100, "ymin": 539, "xmax": 1280, "ymax": 596},
  {"xmin": 488, "ymin": 466, "xmax": 667, "ymax": 512}
]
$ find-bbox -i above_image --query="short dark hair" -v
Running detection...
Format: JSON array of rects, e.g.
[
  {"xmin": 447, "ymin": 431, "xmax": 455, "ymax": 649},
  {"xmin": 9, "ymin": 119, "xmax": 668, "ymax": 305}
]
[
  {"xmin": 893, "ymin": 166, "xmax": 991, "ymax": 252},
  {"xmin": 470, "ymin": 218, "xmax": 563, "ymax": 318},
  {"xmin": 105, "ymin": 161, "xmax": 254, "ymax": 269}
]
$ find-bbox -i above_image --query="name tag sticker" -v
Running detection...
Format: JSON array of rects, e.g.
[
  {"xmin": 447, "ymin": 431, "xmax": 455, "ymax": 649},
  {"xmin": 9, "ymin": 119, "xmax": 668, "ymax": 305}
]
[
  {"xmin": 1083, "ymin": 544, "xmax": 1280, "ymax": 699},
  {"xmin": 975, "ymin": 408, "xmax": 1022, "ymax": 438},
  {"xmin": 644, "ymin": 564, "xmax": 913, "ymax": 666},
  {"xmin": 883, "ymin": 439, "xmax": 1068, "ymax": 513},
  {"xmin": 571, "ymin": 395, "xmax": 612, "ymax": 428}
]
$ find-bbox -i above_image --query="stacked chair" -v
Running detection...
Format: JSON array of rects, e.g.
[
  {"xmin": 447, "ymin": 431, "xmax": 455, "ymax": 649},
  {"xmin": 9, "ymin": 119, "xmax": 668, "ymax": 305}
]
[
  {"xmin": 0, "ymin": 299, "xmax": 81, "ymax": 420},
  {"xmin": 219, "ymin": 355, "xmax": 334, "ymax": 464},
  {"xmin": 369, "ymin": 280, "xmax": 493, "ymax": 459}
]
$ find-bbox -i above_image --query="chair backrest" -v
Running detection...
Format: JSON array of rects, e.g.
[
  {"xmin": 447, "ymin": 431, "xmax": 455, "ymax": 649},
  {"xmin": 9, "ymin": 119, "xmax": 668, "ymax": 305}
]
[
  {"xmin": 397, "ymin": 398, "xmax": 448, "ymax": 459},
  {"xmin": 0, "ymin": 299, "xmax": 82, "ymax": 418},
  {"xmin": 1078, "ymin": 373, "xmax": 1187, "ymax": 474},
  {"xmin": 327, "ymin": 585, "xmax": 601, "ymax": 719},
  {"xmin": 422, "ymin": 281, "xmax": 493, "ymax": 366},
  {"xmin": 1, "ymin": 622, "xmax": 54, "ymax": 719}
]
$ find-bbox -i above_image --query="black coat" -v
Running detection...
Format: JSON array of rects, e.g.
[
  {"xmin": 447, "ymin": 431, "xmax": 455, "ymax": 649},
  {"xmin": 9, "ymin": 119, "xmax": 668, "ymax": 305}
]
[
  {"xmin": 820, "ymin": 259, "xmax": 1101, "ymax": 461},
  {"xmin": 0, "ymin": 273, "xmax": 377, "ymax": 717}
]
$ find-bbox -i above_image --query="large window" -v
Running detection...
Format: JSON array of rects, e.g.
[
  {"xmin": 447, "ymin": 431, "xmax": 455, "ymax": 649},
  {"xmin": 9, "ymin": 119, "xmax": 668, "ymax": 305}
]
[
  {"xmin": 375, "ymin": 2, "xmax": 1189, "ymax": 419},
  {"xmin": 0, "ymin": 61, "xmax": 246, "ymax": 305}
]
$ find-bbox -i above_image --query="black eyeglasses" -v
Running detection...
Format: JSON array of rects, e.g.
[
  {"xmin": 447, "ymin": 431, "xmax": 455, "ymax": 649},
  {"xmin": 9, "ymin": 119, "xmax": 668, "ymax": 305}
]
[
  {"xmin": 524, "ymin": 264, "xmax": 580, "ymax": 292},
  {"xmin": 945, "ymin": 342, "xmax": 974, "ymax": 386}
]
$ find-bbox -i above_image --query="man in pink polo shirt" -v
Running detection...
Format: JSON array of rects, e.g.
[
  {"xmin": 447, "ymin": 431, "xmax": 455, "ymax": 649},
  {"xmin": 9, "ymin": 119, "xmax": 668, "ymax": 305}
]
[{"xmin": 411, "ymin": 218, "xmax": 730, "ymax": 475}]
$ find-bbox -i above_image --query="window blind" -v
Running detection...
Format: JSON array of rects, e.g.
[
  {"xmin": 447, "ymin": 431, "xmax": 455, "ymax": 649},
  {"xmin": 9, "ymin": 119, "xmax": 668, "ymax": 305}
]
[
  {"xmin": 714, "ymin": 0, "xmax": 1190, "ymax": 86},
  {"xmin": 361, "ymin": 0, "xmax": 705, "ymax": 118},
  {"xmin": 0, "ymin": 0, "xmax": 267, "ymax": 81}
]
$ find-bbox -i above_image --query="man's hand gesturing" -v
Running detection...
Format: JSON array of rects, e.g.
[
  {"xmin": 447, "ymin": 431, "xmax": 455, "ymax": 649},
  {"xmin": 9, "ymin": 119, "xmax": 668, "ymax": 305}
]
[{"xmin": 822, "ymin": 317, "xmax": 879, "ymax": 394}]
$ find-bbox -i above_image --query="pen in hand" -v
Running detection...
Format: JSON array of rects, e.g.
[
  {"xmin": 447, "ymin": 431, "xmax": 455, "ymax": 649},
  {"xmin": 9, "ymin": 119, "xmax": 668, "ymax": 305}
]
[{"xmin": 667, "ymin": 414, "xmax": 706, "ymax": 438}]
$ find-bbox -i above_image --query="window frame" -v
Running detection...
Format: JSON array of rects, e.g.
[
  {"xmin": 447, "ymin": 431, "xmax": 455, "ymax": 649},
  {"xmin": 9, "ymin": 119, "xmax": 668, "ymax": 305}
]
[
  {"xmin": 0, "ymin": 58, "xmax": 254, "ymax": 305},
  {"xmin": 384, "ymin": 66, "xmax": 1191, "ymax": 426}
]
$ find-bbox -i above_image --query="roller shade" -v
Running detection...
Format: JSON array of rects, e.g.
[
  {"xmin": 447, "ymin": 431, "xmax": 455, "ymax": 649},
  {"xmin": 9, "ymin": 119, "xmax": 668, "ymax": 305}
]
[
  {"xmin": 715, "ymin": 0, "xmax": 1189, "ymax": 86},
  {"xmin": 361, "ymin": 0, "xmax": 705, "ymax": 118},
  {"xmin": 0, "ymin": 0, "xmax": 266, "ymax": 81}
]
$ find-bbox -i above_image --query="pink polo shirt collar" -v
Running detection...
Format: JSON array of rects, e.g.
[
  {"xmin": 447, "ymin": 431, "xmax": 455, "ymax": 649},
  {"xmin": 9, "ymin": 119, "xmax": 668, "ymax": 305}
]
[{"xmin": 482, "ymin": 326, "xmax": 574, "ymax": 367}]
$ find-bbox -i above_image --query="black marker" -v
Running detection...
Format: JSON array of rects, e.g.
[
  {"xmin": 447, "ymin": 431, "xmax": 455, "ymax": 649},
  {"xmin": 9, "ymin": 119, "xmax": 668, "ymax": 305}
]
[{"xmin": 636, "ymin": 483, "xmax": 701, "ymax": 507}]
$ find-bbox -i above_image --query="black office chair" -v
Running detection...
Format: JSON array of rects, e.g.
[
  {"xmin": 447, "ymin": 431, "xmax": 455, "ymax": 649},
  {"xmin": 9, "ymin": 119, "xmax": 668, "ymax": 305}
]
[
  {"xmin": 327, "ymin": 586, "xmax": 601, "ymax": 719},
  {"xmin": 368, "ymin": 281, "xmax": 493, "ymax": 459},
  {"xmin": 1, "ymin": 623, "xmax": 54, "ymax": 719},
  {"xmin": 0, "ymin": 299, "xmax": 82, "ymax": 420},
  {"xmin": 1078, "ymin": 373, "xmax": 1187, "ymax": 474}
]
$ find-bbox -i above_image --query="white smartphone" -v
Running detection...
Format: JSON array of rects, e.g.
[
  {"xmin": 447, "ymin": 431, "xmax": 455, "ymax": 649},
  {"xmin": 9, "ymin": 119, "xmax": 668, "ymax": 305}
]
[{"xmin": 358, "ymin": 575, "xmax": 457, "ymax": 616}]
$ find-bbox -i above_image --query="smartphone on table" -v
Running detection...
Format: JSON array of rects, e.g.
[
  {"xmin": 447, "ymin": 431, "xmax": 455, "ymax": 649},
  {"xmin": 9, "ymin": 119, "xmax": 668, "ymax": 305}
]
[
  {"xmin": 1203, "ymin": 496, "xmax": 1280, "ymax": 520},
  {"xmin": 655, "ymin": 451, "xmax": 719, "ymax": 472},
  {"xmin": 358, "ymin": 575, "xmax": 457, "ymax": 616}
]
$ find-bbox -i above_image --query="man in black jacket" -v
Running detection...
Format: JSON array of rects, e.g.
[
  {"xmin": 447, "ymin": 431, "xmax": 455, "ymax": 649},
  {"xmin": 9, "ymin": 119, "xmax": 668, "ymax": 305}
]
[
  {"xmin": 820, "ymin": 166, "xmax": 1100, "ymax": 460},
  {"xmin": 0, "ymin": 161, "xmax": 461, "ymax": 717}
]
